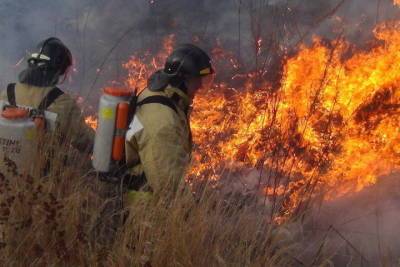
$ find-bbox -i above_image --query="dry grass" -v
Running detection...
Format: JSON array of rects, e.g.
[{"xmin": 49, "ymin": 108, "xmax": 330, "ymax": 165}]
[
  {"xmin": 0, "ymin": 134, "xmax": 307, "ymax": 267},
  {"xmin": 2, "ymin": 130, "xmax": 393, "ymax": 266}
]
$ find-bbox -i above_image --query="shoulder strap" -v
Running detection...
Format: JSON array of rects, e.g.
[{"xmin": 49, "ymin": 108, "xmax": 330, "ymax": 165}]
[
  {"xmin": 6, "ymin": 83, "xmax": 16, "ymax": 106},
  {"xmin": 38, "ymin": 87, "xmax": 64, "ymax": 111},
  {"xmin": 137, "ymin": 95, "xmax": 178, "ymax": 113}
]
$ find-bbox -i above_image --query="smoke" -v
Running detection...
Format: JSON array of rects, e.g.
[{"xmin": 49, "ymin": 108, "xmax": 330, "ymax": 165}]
[
  {"xmin": 206, "ymin": 168, "xmax": 400, "ymax": 264},
  {"xmin": 293, "ymin": 173, "xmax": 400, "ymax": 265},
  {"xmin": 0, "ymin": 0, "xmax": 398, "ymax": 96}
]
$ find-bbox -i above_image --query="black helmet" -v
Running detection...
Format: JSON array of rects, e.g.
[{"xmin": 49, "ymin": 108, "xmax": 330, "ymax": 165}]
[
  {"xmin": 28, "ymin": 37, "xmax": 72, "ymax": 75},
  {"xmin": 164, "ymin": 44, "xmax": 213, "ymax": 77},
  {"xmin": 19, "ymin": 37, "xmax": 72, "ymax": 87},
  {"xmin": 148, "ymin": 44, "xmax": 213, "ymax": 91}
]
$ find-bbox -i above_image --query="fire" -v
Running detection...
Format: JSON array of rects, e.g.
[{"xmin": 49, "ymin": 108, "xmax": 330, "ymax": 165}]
[
  {"xmin": 191, "ymin": 22, "xmax": 400, "ymax": 216},
  {"xmin": 395, "ymin": 0, "xmax": 400, "ymax": 6},
  {"xmin": 278, "ymin": 23, "xmax": 400, "ymax": 197},
  {"xmin": 123, "ymin": 34, "xmax": 175, "ymax": 93},
  {"xmin": 85, "ymin": 115, "xmax": 98, "ymax": 130},
  {"xmin": 193, "ymin": 23, "xmax": 400, "ymax": 220},
  {"xmin": 86, "ymin": 19, "xmax": 400, "ymax": 220},
  {"xmin": 84, "ymin": 35, "xmax": 174, "ymax": 130}
]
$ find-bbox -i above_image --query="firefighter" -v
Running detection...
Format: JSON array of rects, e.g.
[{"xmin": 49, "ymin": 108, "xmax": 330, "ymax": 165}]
[
  {"xmin": 0, "ymin": 37, "xmax": 94, "ymax": 153},
  {"xmin": 124, "ymin": 44, "xmax": 214, "ymax": 203}
]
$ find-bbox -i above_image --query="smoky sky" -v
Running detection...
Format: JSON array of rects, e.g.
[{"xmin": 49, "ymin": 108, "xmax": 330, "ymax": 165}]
[{"xmin": 0, "ymin": 0, "xmax": 398, "ymax": 96}]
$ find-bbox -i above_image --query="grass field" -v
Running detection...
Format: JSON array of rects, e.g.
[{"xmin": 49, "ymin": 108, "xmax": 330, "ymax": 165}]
[{"xmin": 0, "ymin": 138, "xmax": 397, "ymax": 267}]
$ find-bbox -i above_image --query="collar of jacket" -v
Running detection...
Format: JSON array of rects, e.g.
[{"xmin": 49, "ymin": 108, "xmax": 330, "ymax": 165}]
[{"xmin": 164, "ymin": 85, "xmax": 191, "ymax": 112}]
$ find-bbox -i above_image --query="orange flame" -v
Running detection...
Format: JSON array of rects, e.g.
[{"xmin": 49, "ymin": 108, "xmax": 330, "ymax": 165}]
[
  {"xmin": 190, "ymin": 22, "xmax": 400, "ymax": 216},
  {"xmin": 123, "ymin": 35, "xmax": 175, "ymax": 93},
  {"xmin": 86, "ymin": 19, "xmax": 400, "ymax": 220},
  {"xmin": 85, "ymin": 115, "xmax": 98, "ymax": 130}
]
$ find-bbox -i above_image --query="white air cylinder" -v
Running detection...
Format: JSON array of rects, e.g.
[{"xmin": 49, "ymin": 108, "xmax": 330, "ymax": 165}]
[
  {"xmin": 92, "ymin": 88, "xmax": 133, "ymax": 172},
  {"xmin": 0, "ymin": 108, "xmax": 38, "ymax": 174}
]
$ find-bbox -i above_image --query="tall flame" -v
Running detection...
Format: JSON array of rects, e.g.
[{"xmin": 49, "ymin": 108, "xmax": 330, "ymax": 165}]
[{"xmin": 87, "ymin": 20, "xmax": 400, "ymax": 220}]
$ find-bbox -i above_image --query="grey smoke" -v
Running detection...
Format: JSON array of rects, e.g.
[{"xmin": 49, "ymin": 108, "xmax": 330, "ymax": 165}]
[
  {"xmin": 294, "ymin": 174, "xmax": 400, "ymax": 266},
  {"xmin": 0, "ymin": 0, "xmax": 398, "ymax": 96}
]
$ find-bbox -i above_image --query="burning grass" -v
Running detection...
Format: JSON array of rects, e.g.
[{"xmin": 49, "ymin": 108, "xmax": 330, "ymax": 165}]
[{"xmin": 191, "ymin": 21, "xmax": 400, "ymax": 220}]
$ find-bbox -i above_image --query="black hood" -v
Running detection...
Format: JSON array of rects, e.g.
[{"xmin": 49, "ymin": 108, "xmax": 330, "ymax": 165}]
[
  {"xmin": 147, "ymin": 70, "xmax": 170, "ymax": 91},
  {"xmin": 19, "ymin": 37, "xmax": 72, "ymax": 87},
  {"xmin": 147, "ymin": 70, "xmax": 188, "ymax": 93},
  {"xmin": 18, "ymin": 66, "xmax": 60, "ymax": 87}
]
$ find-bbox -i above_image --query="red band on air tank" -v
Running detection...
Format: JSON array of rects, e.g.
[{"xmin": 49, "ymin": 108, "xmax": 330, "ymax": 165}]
[
  {"xmin": 2, "ymin": 107, "xmax": 29, "ymax": 120},
  {"xmin": 112, "ymin": 102, "xmax": 130, "ymax": 161},
  {"xmin": 104, "ymin": 87, "xmax": 133, "ymax": 97}
]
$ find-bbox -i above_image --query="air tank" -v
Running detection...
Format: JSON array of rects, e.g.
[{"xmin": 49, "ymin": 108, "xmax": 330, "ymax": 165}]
[
  {"xmin": 0, "ymin": 107, "xmax": 38, "ymax": 175},
  {"xmin": 92, "ymin": 88, "xmax": 133, "ymax": 172}
]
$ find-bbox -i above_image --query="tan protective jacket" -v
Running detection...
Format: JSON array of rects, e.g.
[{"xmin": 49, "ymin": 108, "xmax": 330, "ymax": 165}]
[
  {"xmin": 0, "ymin": 82, "xmax": 94, "ymax": 151},
  {"xmin": 125, "ymin": 85, "xmax": 192, "ymax": 193}
]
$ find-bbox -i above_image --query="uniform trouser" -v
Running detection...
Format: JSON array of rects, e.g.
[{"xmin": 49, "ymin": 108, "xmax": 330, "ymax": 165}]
[{"xmin": 91, "ymin": 172, "xmax": 152, "ymax": 246}]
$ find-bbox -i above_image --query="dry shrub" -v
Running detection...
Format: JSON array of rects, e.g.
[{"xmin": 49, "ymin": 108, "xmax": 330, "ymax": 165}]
[
  {"xmin": 0, "ymin": 134, "xmax": 104, "ymax": 266},
  {"xmin": 111, "ymin": 185, "xmax": 299, "ymax": 266}
]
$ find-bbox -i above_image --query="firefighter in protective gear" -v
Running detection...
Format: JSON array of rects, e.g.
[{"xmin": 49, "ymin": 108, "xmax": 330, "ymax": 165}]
[
  {"xmin": 0, "ymin": 37, "xmax": 94, "ymax": 152},
  {"xmin": 124, "ymin": 44, "xmax": 214, "ymax": 204}
]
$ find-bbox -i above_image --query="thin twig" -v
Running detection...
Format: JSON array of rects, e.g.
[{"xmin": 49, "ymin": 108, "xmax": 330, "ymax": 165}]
[
  {"xmin": 331, "ymin": 226, "xmax": 370, "ymax": 264},
  {"xmin": 310, "ymin": 225, "xmax": 333, "ymax": 266},
  {"xmin": 85, "ymin": 25, "xmax": 138, "ymax": 99}
]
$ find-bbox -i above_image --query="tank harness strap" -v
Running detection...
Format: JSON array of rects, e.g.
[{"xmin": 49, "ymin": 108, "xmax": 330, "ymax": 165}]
[
  {"xmin": 6, "ymin": 84, "xmax": 63, "ymax": 111},
  {"xmin": 123, "ymin": 94, "xmax": 180, "ymax": 191},
  {"xmin": 38, "ymin": 87, "xmax": 64, "ymax": 111},
  {"xmin": 6, "ymin": 83, "xmax": 16, "ymax": 106},
  {"xmin": 136, "ymin": 95, "xmax": 178, "ymax": 113}
]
